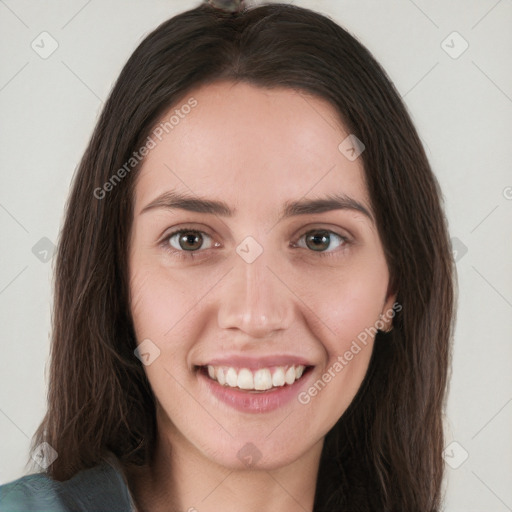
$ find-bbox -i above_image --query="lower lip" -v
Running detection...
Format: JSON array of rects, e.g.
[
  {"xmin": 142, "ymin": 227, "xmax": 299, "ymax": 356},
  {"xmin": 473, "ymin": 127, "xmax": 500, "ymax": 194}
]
[{"xmin": 198, "ymin": 368, "xmax": 312, "ymax": 414}]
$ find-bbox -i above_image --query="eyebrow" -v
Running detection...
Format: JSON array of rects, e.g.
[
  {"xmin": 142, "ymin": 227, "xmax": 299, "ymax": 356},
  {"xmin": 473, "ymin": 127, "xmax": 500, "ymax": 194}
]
[{"xmin": 140, "ymin": 190, "xmax": 374, "ymax": 223}]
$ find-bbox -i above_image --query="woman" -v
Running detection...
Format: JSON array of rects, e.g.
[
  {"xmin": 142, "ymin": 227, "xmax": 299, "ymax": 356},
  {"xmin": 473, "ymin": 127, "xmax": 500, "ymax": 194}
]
[{"xmin": 0, "ymin": 0, "xmax": 455, "ymax": 510}]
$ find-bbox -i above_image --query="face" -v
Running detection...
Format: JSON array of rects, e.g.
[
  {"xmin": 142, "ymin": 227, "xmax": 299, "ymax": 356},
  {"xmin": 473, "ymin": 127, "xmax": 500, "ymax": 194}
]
[{"xmin": 128, "ymin": 81, "xmax": 395, "ymax": 471}]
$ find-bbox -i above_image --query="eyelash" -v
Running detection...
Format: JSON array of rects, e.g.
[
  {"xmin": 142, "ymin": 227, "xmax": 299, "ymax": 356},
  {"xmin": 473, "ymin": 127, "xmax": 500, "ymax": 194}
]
[{"xmin": 159, "ymin": 225, "xmax": 351, "ymax": 261}]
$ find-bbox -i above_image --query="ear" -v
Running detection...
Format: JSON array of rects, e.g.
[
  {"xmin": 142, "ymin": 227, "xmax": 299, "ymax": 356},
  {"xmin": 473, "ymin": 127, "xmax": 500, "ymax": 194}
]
[{"xmin": 379, "ymin": 284, "xmax": 398, "ymax": 332}]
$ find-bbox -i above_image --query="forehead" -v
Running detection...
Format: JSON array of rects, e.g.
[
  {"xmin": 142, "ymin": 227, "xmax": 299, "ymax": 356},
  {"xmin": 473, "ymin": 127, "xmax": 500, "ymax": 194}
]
[{"xmin": 134, "ymin": 81, "xmax": 369, "ymax": 216}]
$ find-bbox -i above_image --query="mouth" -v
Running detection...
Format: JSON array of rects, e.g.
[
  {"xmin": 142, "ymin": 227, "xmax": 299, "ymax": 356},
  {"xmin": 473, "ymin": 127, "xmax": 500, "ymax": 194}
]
[{"xmin": 196, "ymin": 364, "xmax": 313, "ymax": 393}]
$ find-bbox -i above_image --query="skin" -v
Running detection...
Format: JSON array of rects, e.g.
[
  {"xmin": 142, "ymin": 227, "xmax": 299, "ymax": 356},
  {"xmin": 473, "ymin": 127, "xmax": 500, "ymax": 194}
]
[{"xmin": 125, "ymin": 81, "xmax": 396, "ymax": 512}]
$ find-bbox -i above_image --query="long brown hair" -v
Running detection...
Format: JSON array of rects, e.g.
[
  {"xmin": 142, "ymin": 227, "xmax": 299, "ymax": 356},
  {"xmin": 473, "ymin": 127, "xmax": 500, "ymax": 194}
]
[{"xmin": 30, "ymin": 2, "xmax": 455, "ymax": 510}]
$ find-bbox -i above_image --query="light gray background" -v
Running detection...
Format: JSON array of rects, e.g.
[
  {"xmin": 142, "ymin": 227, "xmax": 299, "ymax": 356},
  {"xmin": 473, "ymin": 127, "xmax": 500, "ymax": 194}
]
[{"xmin": 1, "ymin": 1, "xmax": 511, "ymax": 510}]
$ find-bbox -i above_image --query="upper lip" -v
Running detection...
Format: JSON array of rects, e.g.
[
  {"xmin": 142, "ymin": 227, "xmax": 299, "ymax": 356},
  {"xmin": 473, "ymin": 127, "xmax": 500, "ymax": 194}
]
[{"xmin": 196, "ymin": 354, "xmax": 314, "ymax": 370}]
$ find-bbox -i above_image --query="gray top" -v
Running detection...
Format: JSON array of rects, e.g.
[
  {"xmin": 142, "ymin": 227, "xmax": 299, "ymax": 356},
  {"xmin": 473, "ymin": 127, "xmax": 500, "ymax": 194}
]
[{"xmin": 0, "ymin": 457, "xmax": 136, "ymax": 512}]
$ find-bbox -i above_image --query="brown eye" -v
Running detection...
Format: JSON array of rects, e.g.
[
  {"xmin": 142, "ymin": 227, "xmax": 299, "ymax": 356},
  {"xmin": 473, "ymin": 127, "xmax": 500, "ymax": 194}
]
[
  {"xmin": 297, "ymin": 230, "xmax": 347, "ymax": 252},
  {"xmin": 168, "ymin": 230, "xmax": 212, "ymax": 252}
]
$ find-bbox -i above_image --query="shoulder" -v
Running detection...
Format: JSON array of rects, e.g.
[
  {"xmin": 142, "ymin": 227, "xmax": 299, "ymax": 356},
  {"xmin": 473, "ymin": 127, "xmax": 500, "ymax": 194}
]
[
  {"xmin": 0, "ymin": 459, "xmax": 135, "ymax": 512},
  {"xmin": 0, "ymin": 472, "xmax": 65, "ymax": 511}
]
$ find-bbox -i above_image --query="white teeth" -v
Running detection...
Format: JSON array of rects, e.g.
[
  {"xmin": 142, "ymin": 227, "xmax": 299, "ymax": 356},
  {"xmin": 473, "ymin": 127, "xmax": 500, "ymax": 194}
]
[
  {"xmin": 226, "ymin": 367, "xmax": 238, "ymax": 387},
  {"xmin": 272, "ymin": 368, "xmax": 285, "ymax": 387},
  {"xmin": 237, "ymin": 368, "xmax": 254, "ymax": 389},
  {"xmin": 205, "ymin": 364, "xmax": 306, "ymax": 391},
  {"xmin": 285, "ymin": 367, "xmax": 296, "ymax": 385},
  {"xmin": 254, "ymin": 368, "xmax": 272, "ymax": 390}
]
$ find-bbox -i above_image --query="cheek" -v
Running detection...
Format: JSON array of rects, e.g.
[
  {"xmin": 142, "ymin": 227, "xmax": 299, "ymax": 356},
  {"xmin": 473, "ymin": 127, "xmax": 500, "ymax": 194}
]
[
  {"xmin": 129, "ymin": 264, "xmax": 207, "ymax": 401},
  {"xmin": 129, "ymin": 261, "xmax": 210, "ymax": 342},
  {"xmin": 292, "ymin": 257, "xmax": 388, "ymax": 413},
  {"xmin": 130, "ymin": 269, "xmax": 171, "ymax": 340},
  {"xmin": 294, "ymin": 257, "xmax": 389, "ymax": 350}
]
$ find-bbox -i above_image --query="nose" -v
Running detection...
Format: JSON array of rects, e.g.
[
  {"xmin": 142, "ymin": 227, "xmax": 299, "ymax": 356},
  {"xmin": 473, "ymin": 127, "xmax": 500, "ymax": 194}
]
[{"xmin": 217, "ymin": 252, "xmax": 294, "ymax": 338}]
